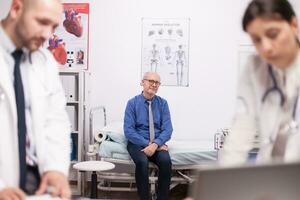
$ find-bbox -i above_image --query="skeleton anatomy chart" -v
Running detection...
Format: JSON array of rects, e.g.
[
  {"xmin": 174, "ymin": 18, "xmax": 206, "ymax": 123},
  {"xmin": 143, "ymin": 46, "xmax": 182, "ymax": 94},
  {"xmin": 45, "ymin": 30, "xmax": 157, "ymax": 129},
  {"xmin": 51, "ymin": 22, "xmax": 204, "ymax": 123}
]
[{"xmin": 142, "ymin": 18, "xmax": 190, "ymax": 86}]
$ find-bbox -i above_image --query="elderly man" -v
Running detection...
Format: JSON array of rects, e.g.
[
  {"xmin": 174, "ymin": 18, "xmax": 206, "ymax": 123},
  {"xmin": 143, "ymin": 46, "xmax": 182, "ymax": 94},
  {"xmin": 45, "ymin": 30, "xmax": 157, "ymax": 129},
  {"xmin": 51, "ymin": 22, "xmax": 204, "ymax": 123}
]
[
  {"xmin": 0, "ymin": 0, "xmax": 71, "ymax": 199},
  {"xmin": 124, "ymin": 72, "xmax": 173, "ymax": 200}
]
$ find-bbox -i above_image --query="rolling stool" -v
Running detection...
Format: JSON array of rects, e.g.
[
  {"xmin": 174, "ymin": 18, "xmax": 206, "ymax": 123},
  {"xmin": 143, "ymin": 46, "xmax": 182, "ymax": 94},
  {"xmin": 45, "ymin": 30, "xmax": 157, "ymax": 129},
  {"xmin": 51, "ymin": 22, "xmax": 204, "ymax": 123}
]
[{"xmin": 73, "ymin": 160, "xmax": 115, "ymax": 199}]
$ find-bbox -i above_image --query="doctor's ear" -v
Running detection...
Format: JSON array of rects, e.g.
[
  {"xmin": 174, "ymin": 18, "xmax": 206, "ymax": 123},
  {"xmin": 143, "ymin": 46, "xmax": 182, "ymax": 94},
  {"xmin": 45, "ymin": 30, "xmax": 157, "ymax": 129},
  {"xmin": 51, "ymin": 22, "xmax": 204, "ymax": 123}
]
[
  {"xmin": 9, "ymin": 0, "xmax": 24, "ymax": 20},
  {"xmin": 290, "ymin": 16, "xmax": 299, "ymax": 36}
]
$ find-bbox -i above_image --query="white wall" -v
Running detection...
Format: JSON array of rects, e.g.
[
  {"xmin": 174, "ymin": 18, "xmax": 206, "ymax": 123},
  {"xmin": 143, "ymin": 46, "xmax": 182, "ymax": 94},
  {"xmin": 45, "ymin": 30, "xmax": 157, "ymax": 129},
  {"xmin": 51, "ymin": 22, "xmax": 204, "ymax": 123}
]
[
  {"xmin": 87, "ymin": 0, "xmax": 242, "ymax": 141},
  {"xmin": 0, "ymin": 0, "xmax": 11, "ymax": 19},
  {"xmin": 87, "ymin": 0, "xmax": 300, "ymax": 141},
  {"xmin": 1, "ymin": 0, "xmax": 300, "ymax": 141}
]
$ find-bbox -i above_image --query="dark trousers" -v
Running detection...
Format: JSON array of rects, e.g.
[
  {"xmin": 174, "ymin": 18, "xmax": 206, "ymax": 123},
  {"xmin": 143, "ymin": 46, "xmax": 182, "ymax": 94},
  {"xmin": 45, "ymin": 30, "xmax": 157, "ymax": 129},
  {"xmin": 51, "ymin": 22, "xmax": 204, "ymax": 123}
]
[{"xmin": 127, "ymin": 142, "xmax": 172, "ymax": 200}]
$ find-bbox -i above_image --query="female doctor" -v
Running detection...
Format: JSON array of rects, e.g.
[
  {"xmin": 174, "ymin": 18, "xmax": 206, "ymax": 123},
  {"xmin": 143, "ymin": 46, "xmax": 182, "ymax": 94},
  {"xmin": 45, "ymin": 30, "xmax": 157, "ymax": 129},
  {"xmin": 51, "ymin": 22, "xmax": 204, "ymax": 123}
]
[{"xmin": 219, "ymin": 0, "xmax": 300, "ymax": 165}]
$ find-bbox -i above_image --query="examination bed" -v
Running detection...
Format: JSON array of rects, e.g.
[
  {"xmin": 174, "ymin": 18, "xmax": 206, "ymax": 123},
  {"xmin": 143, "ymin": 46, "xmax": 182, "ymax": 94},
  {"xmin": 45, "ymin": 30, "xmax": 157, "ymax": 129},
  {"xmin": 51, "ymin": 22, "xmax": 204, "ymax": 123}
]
[
  {"xmin": 93, "ymin": 130, "xmax": 217, "ymax": 198},
  {"xmin": 88, "ymin": 107, "xmax": 219, "ymax": 199}
]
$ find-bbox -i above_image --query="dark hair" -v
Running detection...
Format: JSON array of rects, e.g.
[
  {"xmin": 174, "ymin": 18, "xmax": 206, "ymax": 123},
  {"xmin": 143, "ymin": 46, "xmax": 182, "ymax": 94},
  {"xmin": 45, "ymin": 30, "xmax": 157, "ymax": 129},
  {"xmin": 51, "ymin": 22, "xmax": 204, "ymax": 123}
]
[{"xmin": 242, "ymin": 0, "xmax": 296, "ymax": 31}]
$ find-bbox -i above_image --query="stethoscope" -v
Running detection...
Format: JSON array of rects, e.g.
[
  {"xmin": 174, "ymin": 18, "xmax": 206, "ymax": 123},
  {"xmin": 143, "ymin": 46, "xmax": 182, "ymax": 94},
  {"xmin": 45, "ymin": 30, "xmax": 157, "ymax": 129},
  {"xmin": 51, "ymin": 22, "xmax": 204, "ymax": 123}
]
[
  {"xmin": 261, "ymin": 64, "xmax": 299, "ymax": 119},
  {"xmin": 259, "ymin": 64, "xmax": 300, "ymax": 147}
]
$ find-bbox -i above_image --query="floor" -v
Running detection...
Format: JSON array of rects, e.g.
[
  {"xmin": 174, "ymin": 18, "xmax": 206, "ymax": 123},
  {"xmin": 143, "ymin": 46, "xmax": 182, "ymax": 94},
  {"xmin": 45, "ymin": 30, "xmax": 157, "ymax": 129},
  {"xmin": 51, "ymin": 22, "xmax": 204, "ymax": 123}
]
[{"xmin": 74, "ymin": 184, "xmax": 190, "ymax": 200}]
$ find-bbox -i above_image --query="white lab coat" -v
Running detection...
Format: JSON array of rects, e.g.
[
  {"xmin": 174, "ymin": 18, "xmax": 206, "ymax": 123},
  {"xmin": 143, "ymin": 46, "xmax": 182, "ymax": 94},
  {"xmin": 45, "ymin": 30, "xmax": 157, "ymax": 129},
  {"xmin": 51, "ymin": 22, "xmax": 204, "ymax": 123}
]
[
  {"xmin": 0, "ymin": 48, "xmax": 71, "ymax": 189},
  {"xmin": 219, "ymin": 53, "xmax": 300, "ymax": 165}
]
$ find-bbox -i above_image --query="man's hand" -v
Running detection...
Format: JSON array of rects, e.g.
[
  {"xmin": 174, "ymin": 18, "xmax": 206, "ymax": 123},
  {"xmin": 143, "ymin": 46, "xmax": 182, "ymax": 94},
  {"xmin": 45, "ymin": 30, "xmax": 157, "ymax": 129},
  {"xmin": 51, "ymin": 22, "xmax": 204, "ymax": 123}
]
[
  {"xmin": 157, "ymin": 144, "xmax": 168, "ymax": 151},
  {"xmin": 142, "ymin": 143, "xmax": 158, "ymax": 157},
  {"xmin": 0, "ymin": 187, "xmax": 26, "ymax": 200},
  {"xmin": 35, "ymin": 171, "xmax": 71, "ymax": 199}
]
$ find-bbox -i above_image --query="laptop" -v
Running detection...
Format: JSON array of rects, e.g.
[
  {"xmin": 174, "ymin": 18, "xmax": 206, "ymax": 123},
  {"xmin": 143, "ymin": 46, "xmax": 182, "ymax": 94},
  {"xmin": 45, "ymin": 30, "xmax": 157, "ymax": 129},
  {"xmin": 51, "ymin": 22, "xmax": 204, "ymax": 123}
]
[{"xmin": 191, "ymin": 161, "xmax": 300, "ymax": 200}]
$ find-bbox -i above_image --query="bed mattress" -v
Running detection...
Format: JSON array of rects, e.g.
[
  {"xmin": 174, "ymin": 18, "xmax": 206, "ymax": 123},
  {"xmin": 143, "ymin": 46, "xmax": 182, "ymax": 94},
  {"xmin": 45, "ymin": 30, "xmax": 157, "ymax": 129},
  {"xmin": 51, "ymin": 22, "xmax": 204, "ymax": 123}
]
[{"xmin": 98, "ymin": 140, "xmax": 217, "ymax": 165}]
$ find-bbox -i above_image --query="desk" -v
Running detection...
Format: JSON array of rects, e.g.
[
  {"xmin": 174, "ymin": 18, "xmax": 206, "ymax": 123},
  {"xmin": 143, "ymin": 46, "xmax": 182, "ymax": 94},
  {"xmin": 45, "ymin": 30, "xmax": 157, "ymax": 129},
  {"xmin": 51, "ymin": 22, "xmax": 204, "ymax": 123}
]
[{"xmin": 73, "ymin": 161, "xmax": 115, "ymax": 199}]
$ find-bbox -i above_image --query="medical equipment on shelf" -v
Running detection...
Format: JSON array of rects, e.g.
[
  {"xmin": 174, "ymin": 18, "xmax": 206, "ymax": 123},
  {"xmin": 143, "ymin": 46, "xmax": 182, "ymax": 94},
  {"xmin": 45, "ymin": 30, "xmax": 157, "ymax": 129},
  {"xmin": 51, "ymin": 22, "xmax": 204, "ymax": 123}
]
[{"xmin": 214, "ymin": 128, "xmax": 230, "ymax": 150}]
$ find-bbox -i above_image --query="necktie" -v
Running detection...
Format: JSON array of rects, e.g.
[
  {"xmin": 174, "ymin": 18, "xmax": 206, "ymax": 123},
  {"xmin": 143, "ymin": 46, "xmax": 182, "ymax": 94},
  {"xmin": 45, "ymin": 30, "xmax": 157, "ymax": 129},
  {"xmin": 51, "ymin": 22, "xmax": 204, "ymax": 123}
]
[
  {"xmin": 271, "ymin": 123, "xmax": 289, "ymax": 158},
  {"xmin": 148, "ymin": 101, "xmax": 155, "ymax": 143},
  {"xmin": 12, "ymin": 49, "xmax": 27, "ymax": 190},
  {"xmin": 271, "ymin": 120, "xmax": 298, "ymax": 159}
]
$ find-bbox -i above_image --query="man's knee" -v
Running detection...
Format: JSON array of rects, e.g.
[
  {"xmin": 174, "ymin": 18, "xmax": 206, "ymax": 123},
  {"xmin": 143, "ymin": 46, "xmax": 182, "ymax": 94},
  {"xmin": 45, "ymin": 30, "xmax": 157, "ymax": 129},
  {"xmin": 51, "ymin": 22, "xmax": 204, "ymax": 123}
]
[
  {"xmin": 157, "ymin": 154, "xmax": 172, "ymax": 170},
  {"xmin": 135, "ymin": 156, "xmax": 149, "ymax": 169},
  {"xmin": 158, "ymin": 151, "xmax": 171, "ymax": 161}
]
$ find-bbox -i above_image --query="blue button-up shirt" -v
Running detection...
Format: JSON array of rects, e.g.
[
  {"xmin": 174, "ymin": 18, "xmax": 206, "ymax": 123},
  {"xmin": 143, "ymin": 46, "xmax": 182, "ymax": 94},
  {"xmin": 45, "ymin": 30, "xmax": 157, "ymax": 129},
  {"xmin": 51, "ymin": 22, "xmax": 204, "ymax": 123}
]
[{"xmin": 124, "ymin": 93, "xmax": 173, "ymax": 147}]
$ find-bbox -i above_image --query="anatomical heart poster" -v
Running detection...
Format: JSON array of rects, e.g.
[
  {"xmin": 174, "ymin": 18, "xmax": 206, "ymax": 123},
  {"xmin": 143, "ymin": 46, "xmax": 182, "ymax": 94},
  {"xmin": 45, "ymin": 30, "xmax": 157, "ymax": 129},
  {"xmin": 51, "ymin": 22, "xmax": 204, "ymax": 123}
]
[{"xmin": 47, "ymin": 3, "xmax": 89, "ymax": 70}]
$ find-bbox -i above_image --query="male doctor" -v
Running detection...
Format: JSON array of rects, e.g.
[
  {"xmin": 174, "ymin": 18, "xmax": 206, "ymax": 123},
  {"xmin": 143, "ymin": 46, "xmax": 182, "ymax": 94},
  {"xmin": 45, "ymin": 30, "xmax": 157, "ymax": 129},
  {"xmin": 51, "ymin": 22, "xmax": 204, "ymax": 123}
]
[{"xmin": 0, "ymin": 0, "xmax": 71, "ymax": 199}]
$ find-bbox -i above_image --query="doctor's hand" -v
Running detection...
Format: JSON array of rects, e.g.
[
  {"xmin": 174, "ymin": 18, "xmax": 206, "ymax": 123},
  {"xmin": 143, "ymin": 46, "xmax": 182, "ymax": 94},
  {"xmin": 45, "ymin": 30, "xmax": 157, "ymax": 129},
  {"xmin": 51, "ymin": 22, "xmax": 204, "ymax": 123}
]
[
  {"xmin": 36, "ymin": 171, "xmax": 71, "ymax": 199},
  {"xmin": 0, "ymin": 187, "xmax": 26, "ymax": 200},
  {"xmin": 142, "ymin": 143, "xmax": 158, "ymax": 157}
]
